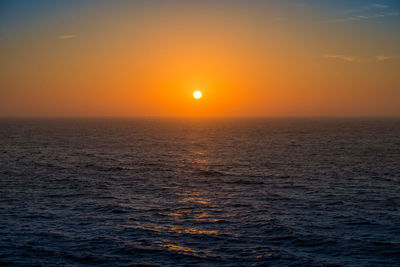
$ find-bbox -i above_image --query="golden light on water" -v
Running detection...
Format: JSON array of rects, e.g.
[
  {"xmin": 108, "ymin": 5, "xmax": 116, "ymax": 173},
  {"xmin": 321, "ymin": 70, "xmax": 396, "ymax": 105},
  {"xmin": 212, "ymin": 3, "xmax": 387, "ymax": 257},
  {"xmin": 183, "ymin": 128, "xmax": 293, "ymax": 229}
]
[{"xmin": 193, "ymin": 90, "xmax": 202, "ymax": 100}]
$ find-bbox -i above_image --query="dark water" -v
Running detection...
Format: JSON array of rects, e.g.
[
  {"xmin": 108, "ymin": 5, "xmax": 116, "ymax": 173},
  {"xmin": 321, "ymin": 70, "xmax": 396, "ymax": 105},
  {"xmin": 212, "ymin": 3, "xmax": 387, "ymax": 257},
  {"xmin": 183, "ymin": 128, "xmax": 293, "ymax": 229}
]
[{"xmin": 0, "ymin": 118, "xmax": 399, "ymax": 266}]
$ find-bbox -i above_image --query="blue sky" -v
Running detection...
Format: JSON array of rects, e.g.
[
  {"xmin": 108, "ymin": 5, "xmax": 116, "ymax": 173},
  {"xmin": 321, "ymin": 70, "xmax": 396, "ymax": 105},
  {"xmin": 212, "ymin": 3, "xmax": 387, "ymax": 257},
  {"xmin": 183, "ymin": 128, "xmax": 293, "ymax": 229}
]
[{"xmin": 1, "ymin": 0, "xmax": 399, "ymax": 28}]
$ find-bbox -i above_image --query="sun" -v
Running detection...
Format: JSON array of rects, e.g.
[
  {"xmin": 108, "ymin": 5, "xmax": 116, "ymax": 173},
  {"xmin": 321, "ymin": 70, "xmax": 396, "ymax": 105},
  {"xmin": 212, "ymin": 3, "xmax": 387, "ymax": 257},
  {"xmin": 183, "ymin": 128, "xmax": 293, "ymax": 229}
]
[{"xmin": 193, "ymin": 90, "xmax": 202, "ymax": 99}]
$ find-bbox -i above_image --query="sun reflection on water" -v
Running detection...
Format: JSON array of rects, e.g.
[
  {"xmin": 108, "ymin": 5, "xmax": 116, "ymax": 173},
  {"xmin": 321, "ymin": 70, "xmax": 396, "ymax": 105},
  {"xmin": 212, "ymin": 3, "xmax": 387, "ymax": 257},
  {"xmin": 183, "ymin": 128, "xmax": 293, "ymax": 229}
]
[
  {"xmin": 132, "ymin": 223, "xmax": 221, "ymax": 236},
  {"xmin": 158, "ymin": 242, "xmax": 200, "ymax": 256}
]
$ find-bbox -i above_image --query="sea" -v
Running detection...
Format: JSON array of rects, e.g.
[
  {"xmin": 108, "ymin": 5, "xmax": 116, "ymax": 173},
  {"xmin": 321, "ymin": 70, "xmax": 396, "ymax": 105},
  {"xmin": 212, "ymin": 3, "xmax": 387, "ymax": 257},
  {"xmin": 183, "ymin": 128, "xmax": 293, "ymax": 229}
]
[{"xmin": 0, "ymin": 118, "xmax": 399, "ymax": 266}]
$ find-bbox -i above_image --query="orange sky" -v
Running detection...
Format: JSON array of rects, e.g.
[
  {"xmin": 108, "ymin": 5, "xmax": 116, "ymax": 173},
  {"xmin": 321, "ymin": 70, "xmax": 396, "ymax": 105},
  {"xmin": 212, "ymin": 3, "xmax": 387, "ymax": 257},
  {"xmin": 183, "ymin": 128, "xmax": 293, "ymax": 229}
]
[{"xmin": 1, "ymin": 1, "xmax": 399, "ymax": 117}]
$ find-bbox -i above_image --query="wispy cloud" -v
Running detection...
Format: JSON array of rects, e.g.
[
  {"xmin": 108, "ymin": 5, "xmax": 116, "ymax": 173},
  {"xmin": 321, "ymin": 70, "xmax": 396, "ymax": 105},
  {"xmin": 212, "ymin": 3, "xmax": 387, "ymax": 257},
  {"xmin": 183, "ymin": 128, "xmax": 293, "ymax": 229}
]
[
  {"xmin": 57, "ymin": 34, "xmax": 77, "ymax": 40},
  {"xmin": 324, "ymin": 54, "xmax": 394, "ymax": 62},
  {"xmin": 375, "ymin": 55, "xmax": 392, "ymax": 61},
  {"xmin": 335, "ymin": 12, "xmax": 400, "ymax": 22},
  {"xmin": 323, "ymin": 54, "xmax": 356, "ymax": 62},
  {"xmin": 334, "ymin": 3, "xmax": 399, "ymax": 22},
  {"xmin": 342, "ymin": 3, "xmax": 389, "ymax": 15}
]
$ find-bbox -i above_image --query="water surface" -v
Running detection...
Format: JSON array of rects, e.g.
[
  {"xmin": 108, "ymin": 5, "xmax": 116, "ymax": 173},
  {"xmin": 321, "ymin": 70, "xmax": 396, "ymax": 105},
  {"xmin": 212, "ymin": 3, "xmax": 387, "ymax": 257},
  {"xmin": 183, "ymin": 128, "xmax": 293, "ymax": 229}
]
[{"xmin": 0, "ymin": 118, "xmax": 399, "ymax": 266}]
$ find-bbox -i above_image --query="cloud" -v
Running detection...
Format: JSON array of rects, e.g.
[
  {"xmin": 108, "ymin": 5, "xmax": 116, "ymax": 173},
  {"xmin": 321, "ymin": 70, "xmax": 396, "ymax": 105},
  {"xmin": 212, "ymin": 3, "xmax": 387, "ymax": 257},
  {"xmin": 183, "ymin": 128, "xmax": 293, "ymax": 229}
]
[
  {"xmin": 334, "ymin": 3, "xmax": 399, "ymax": 22},
  {"xmin": 375, "ymin": 55, "xmax": 392, "ymax": 61},
  {"xmin": 369, "ymin": 4, "xmax": 389, "ymax": 8},
  {"xmin": 370, "ymin": 4, "xmax": 389, "ymax": 9},
  {"xmin": 335, "ymin": 12, "xmax": 400, "ymax": 22},
  {"xmin": 342, "ymin": 3, "xmax": 389, "ymax": 14},
  {"xmin": 323, "ymin": 54, "xmax": 356, "ymax": 62},
  {"xmin": 57, "ymin": 35, "xmax": 77, "ymax": 40},
  {"xmin": 324, "ymin": 54, "xmax": 394, "ymax": 62}
]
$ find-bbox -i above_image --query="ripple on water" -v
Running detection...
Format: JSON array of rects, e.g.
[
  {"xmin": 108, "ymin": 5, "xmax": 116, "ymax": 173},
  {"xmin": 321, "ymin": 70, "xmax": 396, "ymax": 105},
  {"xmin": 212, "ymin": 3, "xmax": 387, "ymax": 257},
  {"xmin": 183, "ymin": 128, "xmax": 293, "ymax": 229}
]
[{"xmin": 1, "ymin": 118, "xmax": 400, "ymax": 266}]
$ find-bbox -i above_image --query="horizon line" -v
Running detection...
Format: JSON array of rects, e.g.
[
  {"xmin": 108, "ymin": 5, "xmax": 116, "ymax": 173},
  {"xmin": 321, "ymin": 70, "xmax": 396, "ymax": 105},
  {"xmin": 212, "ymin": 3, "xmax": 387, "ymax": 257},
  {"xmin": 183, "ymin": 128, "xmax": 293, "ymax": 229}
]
[{"xmin": 0, "ymin": 115, "xmax": 399, "ymax": 119}]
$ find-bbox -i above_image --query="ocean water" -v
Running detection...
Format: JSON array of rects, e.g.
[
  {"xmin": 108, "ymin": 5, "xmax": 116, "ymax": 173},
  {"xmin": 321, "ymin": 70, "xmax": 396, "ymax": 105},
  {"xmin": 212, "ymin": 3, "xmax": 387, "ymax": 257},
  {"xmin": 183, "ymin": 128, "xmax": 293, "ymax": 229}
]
[{"xmin": 0, "ymin": 118, "xmax": 399, "ymax": 266}]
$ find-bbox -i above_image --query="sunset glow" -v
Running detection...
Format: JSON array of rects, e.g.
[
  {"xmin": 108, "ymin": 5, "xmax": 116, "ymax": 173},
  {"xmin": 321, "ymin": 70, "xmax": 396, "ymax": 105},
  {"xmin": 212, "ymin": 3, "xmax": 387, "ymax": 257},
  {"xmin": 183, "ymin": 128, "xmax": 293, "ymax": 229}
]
[
  {"xmin": 1, "ymin": 1, "xmax": 399, "ymax": 266},
  {"xmin": 0, "ymin": 1, "xmax": 399, "ymax": 117}
]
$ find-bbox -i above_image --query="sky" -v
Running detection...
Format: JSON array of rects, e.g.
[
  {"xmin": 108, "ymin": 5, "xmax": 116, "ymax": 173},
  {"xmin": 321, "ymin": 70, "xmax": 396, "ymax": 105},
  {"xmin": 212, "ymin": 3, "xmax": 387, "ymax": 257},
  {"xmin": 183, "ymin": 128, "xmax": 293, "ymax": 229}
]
[{"xmin": 1, "ymin": 0, "xmax": 399, "ymax": 117}]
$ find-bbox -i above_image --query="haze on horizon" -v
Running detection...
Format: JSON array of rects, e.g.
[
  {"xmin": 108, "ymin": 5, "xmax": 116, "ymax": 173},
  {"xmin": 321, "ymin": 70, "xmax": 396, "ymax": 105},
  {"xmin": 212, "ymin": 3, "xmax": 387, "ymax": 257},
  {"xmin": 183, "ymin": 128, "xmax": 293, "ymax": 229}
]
[{"xmin": 1, "ymin": 0, "xmax": 399, "ymax": 117}]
